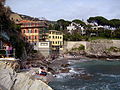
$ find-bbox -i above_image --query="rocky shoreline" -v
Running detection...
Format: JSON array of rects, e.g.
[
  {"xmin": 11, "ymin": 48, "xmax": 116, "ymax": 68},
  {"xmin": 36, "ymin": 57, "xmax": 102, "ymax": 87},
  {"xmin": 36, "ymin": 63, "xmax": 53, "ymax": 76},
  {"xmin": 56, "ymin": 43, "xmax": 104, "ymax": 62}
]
[
  {"xmin": 0, "ymin": 61, "xmax": 53, "ymax": 90},
  {"xmin": 1, "ymin": 53, "xmax": 120, "ymax": 90}
]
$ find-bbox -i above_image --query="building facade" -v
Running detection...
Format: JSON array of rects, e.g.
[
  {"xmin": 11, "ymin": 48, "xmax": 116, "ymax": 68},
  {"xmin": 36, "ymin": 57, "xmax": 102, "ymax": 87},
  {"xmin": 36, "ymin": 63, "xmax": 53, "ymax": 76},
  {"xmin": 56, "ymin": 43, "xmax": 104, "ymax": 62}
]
[
  {"xmin": 48, "ymin": 30, "xmax": 63, "ymax": 54},
  {"xmin": 34, "ymin": 41, "xmax": 51, "ymax": 57},
  {"xmin": 10, "ymin": 13, "xmax": 23, "ymax": 23},
  {"xmin": 17, "ymin": 20, "xmax": 48, "ymax": 45}
]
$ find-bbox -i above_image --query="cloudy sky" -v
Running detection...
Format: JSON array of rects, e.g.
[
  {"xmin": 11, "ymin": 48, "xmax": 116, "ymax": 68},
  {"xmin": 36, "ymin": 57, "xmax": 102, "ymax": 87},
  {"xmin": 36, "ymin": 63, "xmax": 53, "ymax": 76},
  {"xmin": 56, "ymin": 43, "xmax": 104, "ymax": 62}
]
[{"xmin": 6, "ymin": 0, "xmax": 120, "ymax": 21}]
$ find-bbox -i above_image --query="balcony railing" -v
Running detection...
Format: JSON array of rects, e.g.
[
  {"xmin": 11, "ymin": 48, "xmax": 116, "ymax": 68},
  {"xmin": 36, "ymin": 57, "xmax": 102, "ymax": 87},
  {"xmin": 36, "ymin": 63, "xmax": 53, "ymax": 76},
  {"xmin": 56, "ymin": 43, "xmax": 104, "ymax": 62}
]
[{"xmin": 0, "ymin": 49, "xmax": 15, "ymax": 58}]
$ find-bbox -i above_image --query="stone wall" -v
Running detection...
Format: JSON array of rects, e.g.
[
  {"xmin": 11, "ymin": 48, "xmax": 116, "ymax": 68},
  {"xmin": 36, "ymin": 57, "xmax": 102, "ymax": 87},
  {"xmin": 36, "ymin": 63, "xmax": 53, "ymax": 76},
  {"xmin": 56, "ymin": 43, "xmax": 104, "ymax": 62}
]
[
  {"xmin": 64, "ymin": 41, "xmax": 87, "ymax": 52},
  {"xmin": 112, "ymin": 40, "xmax": 120, "ymax": 48},
  {"xmin": 86, "ymin": 40, "xmax": 120, "ymax": 53},
  {"xmin": 64, "ymin": 40, "xmax": 120, "ymax": 57}
]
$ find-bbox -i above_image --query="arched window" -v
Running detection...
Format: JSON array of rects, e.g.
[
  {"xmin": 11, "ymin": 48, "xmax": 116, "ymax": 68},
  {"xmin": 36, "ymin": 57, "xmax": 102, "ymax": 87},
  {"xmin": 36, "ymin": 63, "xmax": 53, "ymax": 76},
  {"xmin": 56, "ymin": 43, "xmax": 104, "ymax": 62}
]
[
  {"xmin": 35, "ymin": 30, "xmax": 37, "ymax": 33},
  {"xmin": 53, "ymin": 41, "xmax": 54, "ymax": 44},
  {"xmin": 23, "ymin": 30, "xmax": 26, "ymax": 33},
  {"xmin": 56, "ymin": 36, "xmax": 57, "ymax": 39}
]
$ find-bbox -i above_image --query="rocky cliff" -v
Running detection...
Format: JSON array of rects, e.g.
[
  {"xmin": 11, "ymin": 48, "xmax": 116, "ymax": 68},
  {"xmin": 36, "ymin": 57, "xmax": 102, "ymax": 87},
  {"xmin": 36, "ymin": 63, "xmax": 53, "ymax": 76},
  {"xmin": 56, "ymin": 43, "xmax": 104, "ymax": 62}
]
[
  {"xmin": 0, "ymin": 61, "xmax": 53, "ymax": 90},
  {"xmin": 86, "ymin": 40, "xmax": 120, "ymax": 58},
  {"xmin": 65, "ymin": 40, "xmax": 120, "ymax": 58}
]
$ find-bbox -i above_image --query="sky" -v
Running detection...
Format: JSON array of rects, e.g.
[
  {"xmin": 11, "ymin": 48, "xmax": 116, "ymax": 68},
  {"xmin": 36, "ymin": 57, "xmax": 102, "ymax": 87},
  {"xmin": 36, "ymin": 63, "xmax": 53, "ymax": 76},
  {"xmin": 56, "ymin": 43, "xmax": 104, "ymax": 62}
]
[{"xmin": 6, "ymin": 0, "xmax": 120, "ymax": 21}]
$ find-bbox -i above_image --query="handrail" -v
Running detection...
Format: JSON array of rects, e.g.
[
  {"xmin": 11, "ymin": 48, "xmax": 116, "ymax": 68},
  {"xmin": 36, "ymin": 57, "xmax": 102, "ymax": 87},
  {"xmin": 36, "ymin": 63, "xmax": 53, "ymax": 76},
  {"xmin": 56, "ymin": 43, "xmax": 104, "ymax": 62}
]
[{"xmin": 0, "ymin": 49, "xmax": 15, "ymax": 58}]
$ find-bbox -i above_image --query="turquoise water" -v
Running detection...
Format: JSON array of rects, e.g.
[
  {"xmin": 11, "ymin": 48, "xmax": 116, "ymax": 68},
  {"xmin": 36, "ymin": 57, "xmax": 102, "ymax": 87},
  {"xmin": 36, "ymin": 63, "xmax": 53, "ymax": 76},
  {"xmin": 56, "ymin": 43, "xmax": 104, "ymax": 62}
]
[{"xmin": 49, "ymin": 59, "xmax": 120, "ymax": 90}]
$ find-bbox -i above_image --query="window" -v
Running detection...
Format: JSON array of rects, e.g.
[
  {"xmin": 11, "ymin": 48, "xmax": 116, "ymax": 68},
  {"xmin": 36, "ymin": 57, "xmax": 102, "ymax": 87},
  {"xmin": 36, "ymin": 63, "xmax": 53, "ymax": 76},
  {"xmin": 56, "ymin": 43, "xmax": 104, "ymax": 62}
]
[
  {"xmin": 35, "ymin": 36, "xmax": 37, "ymax": 39},
  {"xmin": 28, "ymin": 29, "xmax": 31, "ymax": 33},
  {"xmin": 58, "ymin": 36, "xmax": 59, "ymax": 39},
  {"xmin": 60, "ymin": 46, "xmax": 62, "ymax": 48},
  {"xmin": 60, "ymin": 37, "xmax": 62, "ymax": 39},
  {"xmin": 23, "ymin": 30, "xmax": 26, "ymax": 33},
  {"xmin": 49, "ymin": 36, "xmax": 51, "ymax": 38},
  {"xmin": 53, "ymin": 36, "xmax": 54, "ymax": 39},
  {"xmin": 41, "ymin": 43, "xmax": 48, "ymax": 46},
  {"xmin": 53, "ymin": 41, "xmax": 54, "ymax": 44},
  {"xmin": 56, "ymin": 41, "xmax": 57, "ymax": 44},
  {"xmin": 29, "ymin": 36, "xmax": 31, "ymax": 39},
  {"xmin": 35, "ymin": 30, "xmax": 37, "ymax": 33},
  {"xmin": 56, "ymin": 36, "xmax": 57, "ymax": 39}
]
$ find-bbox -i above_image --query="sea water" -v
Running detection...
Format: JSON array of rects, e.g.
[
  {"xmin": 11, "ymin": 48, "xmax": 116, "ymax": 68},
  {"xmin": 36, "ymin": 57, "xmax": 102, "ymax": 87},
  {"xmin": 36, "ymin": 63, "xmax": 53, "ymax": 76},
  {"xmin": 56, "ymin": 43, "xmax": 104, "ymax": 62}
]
[{"xmin": 49, "ymin": 59, "xmax": 120, "ymax": 90}]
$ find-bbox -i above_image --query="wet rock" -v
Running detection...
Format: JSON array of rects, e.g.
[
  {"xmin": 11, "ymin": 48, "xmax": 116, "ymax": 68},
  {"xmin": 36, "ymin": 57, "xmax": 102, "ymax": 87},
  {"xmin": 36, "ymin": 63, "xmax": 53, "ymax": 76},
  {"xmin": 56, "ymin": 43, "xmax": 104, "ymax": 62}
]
[
  {"xmin": 61, "ymin": 64, "xmax": 70, "ymax": 68},
  {"xmin": 80, "ymin": 74, "xmax": 93, "ymax": 80},
  {"xmin": 60, "ymin": 68, "xmax": 71, "ymax": 73},
  {"xmin": 71, "ymin": 73, "xmax": 93, "ymax": 80}
]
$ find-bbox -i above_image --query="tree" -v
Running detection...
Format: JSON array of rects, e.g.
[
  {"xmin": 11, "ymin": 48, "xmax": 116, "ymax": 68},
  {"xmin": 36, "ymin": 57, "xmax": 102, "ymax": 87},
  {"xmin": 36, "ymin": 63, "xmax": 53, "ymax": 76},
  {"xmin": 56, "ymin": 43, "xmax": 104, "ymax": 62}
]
[
  {"xmin": 72, "ymin": 19, "xmax": 86, "ymax": 26},
  {"xmin": 57, "ymin": 19, "xmax": 71, "ymax": 30},
  {"xmin": 109, "ymin": 19, "xmax": 120, "ymax": 28},
  {"xmin": 87, "ymin": 16, "xmax": 109, "ymax": 26}
]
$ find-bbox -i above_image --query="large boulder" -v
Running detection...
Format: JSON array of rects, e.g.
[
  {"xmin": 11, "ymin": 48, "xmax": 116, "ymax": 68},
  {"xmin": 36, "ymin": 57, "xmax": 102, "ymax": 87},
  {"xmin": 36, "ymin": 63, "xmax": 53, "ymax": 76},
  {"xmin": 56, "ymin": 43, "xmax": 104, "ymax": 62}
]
[
  {"xmin": 0, "ymin": 62, "xmax": 53, "ymax": 90},
  {"xmin": 0, "ymin": 69, "xmax": 16, "ymax": 90}
]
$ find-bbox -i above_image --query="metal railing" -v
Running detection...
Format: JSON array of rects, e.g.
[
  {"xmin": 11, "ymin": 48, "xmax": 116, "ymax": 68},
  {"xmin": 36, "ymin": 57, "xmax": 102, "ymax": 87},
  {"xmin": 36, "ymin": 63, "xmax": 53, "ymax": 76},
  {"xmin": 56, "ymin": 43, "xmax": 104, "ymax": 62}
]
[{"xmin": 0, "ymin": 49, "xmax": 15, "ymax": 58}]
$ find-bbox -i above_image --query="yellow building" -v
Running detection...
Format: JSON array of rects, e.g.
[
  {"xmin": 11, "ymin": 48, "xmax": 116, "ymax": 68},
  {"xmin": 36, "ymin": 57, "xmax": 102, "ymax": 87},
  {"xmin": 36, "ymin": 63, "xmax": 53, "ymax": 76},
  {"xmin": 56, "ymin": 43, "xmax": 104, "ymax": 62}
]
[{"xmin": 48, "ymin": 30, "xmax": 63, "ymax": 54}]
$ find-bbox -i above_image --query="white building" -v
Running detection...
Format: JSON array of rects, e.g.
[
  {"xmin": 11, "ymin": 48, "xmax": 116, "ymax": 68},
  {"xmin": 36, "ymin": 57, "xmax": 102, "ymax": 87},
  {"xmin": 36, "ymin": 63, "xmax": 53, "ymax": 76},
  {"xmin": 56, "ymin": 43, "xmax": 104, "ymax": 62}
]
[
  {"xmin": 67, "ymin": 22, "xmax": 85, "ymax": 35},
  {"xmin": 67, "ymin": 22, "xmax": 76, "ymax": 33},
  {"xmin": 34, "ymin": 41, "xmax": 51, "ymax": 57}
]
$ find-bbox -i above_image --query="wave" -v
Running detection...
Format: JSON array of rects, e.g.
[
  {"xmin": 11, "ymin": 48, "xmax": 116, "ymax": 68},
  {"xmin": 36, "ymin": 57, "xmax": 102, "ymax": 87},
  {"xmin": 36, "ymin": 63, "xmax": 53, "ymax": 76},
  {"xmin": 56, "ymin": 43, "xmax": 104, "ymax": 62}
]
[{"xmin": 97, "ymin": 73, "xmax": 120, "ymax": 78}]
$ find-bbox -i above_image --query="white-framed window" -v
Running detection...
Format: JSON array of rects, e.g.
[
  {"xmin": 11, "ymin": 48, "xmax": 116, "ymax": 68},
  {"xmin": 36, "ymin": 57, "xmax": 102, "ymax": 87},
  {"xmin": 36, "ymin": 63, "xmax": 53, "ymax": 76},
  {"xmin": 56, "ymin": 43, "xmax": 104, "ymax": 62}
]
[{"xmin": 28, "ymin": 29, "xmax": 32, "ymax": 33}]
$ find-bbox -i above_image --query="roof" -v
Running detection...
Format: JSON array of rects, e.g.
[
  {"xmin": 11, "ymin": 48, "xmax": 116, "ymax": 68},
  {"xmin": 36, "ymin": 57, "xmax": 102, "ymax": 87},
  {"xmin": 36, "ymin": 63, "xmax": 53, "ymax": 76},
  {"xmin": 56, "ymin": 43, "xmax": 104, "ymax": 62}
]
[{"xmin": 19, "ymin": 20, "xmax": 33, "ymax": 23}]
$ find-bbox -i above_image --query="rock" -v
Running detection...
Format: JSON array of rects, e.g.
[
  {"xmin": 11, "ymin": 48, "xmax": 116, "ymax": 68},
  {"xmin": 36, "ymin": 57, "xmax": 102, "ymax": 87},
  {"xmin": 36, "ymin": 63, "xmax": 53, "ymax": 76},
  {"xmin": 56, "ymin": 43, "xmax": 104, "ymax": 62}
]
[
  {"xmin": 0, "ymin": 69, "xmax": 16, "ymax": 90},
  {"xmin": 13, "ymin": 73, "xmax": 53, "ymax": 90},
  {"xmin": 60, "ymin": 68, "xmax": 71, "ymax": 73},
  {"xmin": 0, "ymin": 62, "xmax": 53, "ymax": 90},
  {"xmin": 80, "ymin": 74, "xmax": 93, "ymax": 80},
  {"xmin": 61, "ymin": 64, "xmax": 70, "ymax": 67}
]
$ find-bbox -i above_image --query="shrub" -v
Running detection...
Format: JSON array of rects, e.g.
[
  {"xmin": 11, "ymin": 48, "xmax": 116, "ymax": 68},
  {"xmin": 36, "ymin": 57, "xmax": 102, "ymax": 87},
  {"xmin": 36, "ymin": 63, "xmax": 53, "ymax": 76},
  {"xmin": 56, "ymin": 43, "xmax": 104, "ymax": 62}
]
[
  {"xmin": 107, "ymin": 46, "xmax": 120, "ymax": 52},
  {"xmin": 71, "ymin": 44, "xmax": 85, "ymax": 51},
  {"xmin": 78, "ymin": 44, "xmax": 85, "ymax": 50}
]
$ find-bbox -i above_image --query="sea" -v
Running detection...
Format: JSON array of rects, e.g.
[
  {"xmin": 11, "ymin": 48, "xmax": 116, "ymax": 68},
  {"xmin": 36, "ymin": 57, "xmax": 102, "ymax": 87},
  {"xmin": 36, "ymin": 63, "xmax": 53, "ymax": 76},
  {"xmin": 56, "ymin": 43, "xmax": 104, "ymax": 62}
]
[{"xmin": 49, "ymin": 58, "xmax": 120, "ymax": 90}]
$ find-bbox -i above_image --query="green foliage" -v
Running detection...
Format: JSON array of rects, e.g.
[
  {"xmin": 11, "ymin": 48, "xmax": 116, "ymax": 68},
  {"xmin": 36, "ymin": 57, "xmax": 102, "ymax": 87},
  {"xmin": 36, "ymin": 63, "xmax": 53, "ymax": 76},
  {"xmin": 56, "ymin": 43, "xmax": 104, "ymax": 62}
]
[
  {"xmin": 107, "ymin": 47, "xmax": 120, "ymax": 52},
  {"xmin": 57, "ymin": 19, "xmax": 71, "ymax": 30},
  {"xmin": 10, "ymin": 35, "xmax": 25, "ymax": 58},
  {"xmin": 78, "ymin": 44, "xmax": 85, "ymax": 50},
  {"xmin": 109, "ymin": 19, "xmax": 120, "ymax": 28},
  {"xmin": 72, "ymin": 19, "xmax": 86, "ymax": 26},
  {"xmin": 64, "ymin": 33, "xmax": 89, "ymax": 41},
  {"xmin": 87, "ymin": 16, "xmax": 120, "ymax": 28},
  {"xmin": 87, "ymin": 16, "xmax": 109, "ymax": 26},
  {"xmin": 31, "ymin": 50, "xmax": 37, "ymax": 53},
  {"xmin": 0, "ymin": 50, "xmax": 6, "ymax": 55},
  {"xmin": 72, "ymin": 44, "xmax": 85, "ymax": 51}
]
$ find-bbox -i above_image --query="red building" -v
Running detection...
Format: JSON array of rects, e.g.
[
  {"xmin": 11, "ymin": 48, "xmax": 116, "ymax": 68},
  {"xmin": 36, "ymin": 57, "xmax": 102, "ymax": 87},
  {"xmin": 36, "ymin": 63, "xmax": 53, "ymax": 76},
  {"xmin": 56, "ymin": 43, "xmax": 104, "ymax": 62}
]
[{"xmin": 17, "ymin": 20, "xmax": 48, "ymax": 45}]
